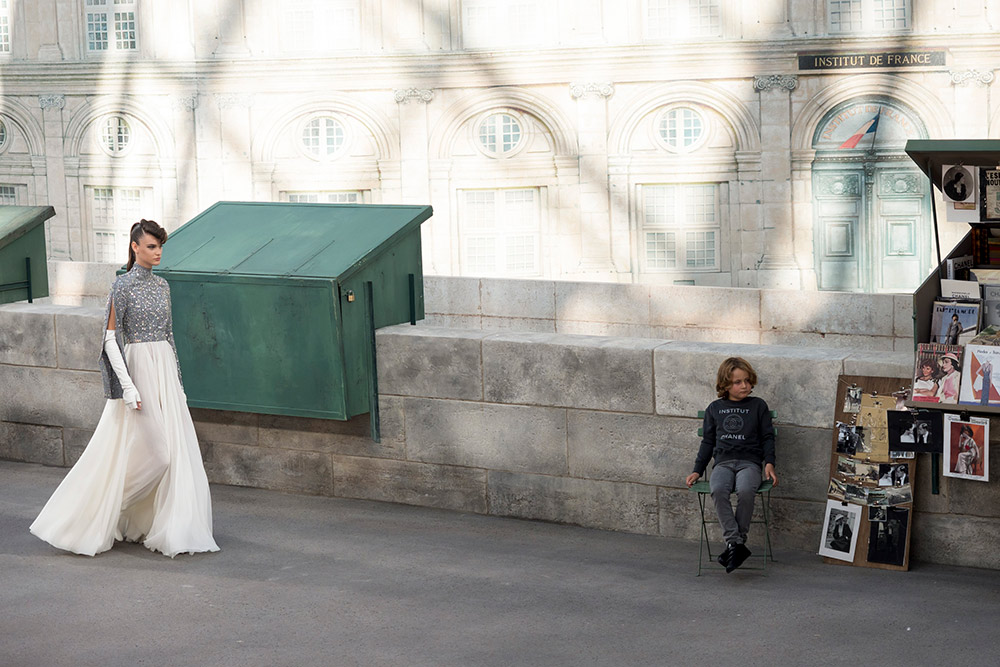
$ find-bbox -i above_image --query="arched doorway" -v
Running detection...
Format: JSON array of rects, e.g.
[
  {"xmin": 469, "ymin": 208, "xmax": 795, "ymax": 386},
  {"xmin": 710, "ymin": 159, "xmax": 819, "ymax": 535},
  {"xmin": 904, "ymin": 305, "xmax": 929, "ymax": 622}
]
[{"xmin": 811, "ymin": 99, "xmax": 930, "ymax": 292}]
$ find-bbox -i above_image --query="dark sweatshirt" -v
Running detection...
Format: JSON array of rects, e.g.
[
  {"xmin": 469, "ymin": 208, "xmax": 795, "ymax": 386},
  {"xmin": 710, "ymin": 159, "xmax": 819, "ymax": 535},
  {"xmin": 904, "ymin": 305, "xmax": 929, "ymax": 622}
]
[{"xmin": 692, "ymin": 396, "xmax": 775, "ymax": 476}]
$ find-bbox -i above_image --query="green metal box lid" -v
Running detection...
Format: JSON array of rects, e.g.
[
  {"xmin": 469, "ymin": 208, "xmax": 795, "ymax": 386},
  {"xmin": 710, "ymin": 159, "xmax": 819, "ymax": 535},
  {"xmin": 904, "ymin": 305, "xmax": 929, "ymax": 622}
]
[
  {"xmin": 157, "ymin": 201, "xmax": 432, "ymax": 280},
  {"xmin": 0, "ymin": 206, "xmax": 56, "ymax": 252}
]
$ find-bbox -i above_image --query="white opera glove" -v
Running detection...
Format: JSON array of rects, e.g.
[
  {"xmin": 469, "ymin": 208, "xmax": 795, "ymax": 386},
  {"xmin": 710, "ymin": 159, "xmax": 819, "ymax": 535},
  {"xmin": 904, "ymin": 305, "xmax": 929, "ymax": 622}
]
[{"xmin": 104, "ymin": 330, "xmax": 141, "ymax": 410}]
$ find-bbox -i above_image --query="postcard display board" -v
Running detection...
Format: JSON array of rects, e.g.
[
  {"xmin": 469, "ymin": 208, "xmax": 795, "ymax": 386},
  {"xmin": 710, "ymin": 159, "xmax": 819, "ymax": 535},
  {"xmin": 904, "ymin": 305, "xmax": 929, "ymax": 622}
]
[{"xmin": 824, "ymin": 375, "xmax": 916, "ymax": 571}]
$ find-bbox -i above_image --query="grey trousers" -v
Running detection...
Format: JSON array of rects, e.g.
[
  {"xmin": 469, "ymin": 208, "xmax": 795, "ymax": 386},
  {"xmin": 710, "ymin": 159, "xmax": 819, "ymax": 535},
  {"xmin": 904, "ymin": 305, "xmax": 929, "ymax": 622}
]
[{"xmin": 709, "ymin": 460, "xmax": 762, "ymax": 546}]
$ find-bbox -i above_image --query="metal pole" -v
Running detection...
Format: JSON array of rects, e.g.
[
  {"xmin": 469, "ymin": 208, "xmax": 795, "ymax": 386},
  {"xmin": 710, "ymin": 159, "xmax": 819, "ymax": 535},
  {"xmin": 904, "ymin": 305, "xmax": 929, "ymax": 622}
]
[
  {"xmin": 928, "ymin": 157, "xmax": 943, "ymax": 273},
  {"xmin": 364, "ymin": 280, "xmax": 381, "ymax": 443},
  {"xmin": 408, "ymin": 273, "xmax": 416, "ymax": 325},
  {"xmin": 25, "ymin": 257, "xmax": 32, "ymax": 303}
]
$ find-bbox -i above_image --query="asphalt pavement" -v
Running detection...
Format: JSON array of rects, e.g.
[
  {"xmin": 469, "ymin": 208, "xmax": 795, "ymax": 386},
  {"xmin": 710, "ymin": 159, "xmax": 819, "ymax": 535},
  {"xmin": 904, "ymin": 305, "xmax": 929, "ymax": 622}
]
[{"xmin": 2, "ymin": 460, "xmax": 998, "ymax": 667}]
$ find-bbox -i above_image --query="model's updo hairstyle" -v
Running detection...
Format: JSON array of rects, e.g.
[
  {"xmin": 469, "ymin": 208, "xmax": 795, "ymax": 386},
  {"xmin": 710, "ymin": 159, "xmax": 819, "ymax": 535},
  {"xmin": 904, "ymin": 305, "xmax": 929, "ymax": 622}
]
[{"xmin": 126, "ymin": 219, "xmax": 168, "ymax": 270}]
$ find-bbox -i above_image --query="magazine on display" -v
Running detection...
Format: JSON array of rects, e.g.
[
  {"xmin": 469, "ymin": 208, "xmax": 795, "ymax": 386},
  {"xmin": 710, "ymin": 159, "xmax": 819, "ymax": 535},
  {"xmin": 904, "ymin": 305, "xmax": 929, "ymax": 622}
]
[
  {"xmin": 980, "ymin": 168, "xmax": 1000, "ymax": 222},
  {"xmin": 940, "ymin": 279, "xmax": 979, "ymax": 300},
  {"xmin": 983, "ymin": 288, "xmax": 1000, "ymax": 328},
  {"xmin": 959, "ymin": 345, "xmax": 1000, "ymax": 406},
  {"xmin": 929, "ymin": 301, "xmax": 980, "ymax": 346},
  {"xmin": 911, "ymin": 343, "xmax": 963, "ymax": 404},
  {"xmin": 943, "ymin": 414, "xmax": 989, "ymax": 482}
]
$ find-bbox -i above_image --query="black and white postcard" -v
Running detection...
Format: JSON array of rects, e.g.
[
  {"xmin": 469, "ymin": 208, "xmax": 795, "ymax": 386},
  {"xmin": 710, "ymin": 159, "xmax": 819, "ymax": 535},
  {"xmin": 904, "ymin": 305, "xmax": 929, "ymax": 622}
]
[
  {"xmin": 886, "ymin": 409, "xmax": 942, "ymax": 454},
  {"xmin": 867, "ymin": 507, "xmax": 909, "ymax": 566},
  {"xmin": 819, "ymin": 499, "xmax": 861, "ymax": 562},
  {"xmin": 869, "ymin": 506, "xmax": 887, "ymax": 522},
  {"xmin": 885, "ymin": 484, "xmax": 912, "ymax": 506},
  {"xmin": 878, "ymin": 463, "xmax": 909, "ymax": 487},
  {"xmin": 835, "ymin": 422, "xmax": 863, "ymax": 456}
]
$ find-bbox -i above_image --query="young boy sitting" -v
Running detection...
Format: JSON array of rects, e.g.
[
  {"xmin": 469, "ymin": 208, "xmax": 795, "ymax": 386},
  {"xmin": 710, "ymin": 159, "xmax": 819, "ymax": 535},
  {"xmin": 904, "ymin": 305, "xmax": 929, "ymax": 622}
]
[{"xmin": 685, "ymin": 357, "xmax": 777, "ymax": 573}]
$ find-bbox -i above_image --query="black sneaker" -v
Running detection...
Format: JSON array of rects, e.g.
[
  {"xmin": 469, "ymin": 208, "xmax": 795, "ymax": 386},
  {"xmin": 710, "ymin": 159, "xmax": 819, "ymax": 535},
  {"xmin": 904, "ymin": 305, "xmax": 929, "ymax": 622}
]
[
  {"xmin": 726, "ymin": 543, "xmax": 752, "ymax": 573},
  {"xmin": 716, "ymin": 543, "xmax": 736, "ymax": 568}
]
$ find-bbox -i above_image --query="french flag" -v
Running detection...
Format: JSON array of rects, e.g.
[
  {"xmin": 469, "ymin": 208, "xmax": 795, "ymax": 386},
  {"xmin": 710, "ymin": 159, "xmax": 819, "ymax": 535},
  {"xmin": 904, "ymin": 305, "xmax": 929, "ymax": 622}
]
[{"xmin": 839, "ymin": 110, "xmax": 881, "ymax": 149}]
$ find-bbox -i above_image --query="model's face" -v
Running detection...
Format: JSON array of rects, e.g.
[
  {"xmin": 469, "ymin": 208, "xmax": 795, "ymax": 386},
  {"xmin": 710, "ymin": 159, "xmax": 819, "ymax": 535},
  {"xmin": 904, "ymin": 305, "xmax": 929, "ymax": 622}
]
[
  {"xmin": 920, "ymin": 364, "xmax": 934, "ymax": 378},
  {"xmin": 727, "ymin": 368, "xmax": 753, "ymax": 401},
  {"xmin": 131, "ymin": 233, "xmax": 162, "ymax": 268},
  {"xmin": 942, "ymin": 359, "xmax": 955, "ymax": 372}
]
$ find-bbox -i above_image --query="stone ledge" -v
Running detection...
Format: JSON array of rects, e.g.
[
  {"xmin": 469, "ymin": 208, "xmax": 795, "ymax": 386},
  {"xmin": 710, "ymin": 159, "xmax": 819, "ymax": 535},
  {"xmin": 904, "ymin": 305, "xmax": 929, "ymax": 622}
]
[{"xmin": 483, "ymin": 332, "xmax": 659, "ymax": 413}]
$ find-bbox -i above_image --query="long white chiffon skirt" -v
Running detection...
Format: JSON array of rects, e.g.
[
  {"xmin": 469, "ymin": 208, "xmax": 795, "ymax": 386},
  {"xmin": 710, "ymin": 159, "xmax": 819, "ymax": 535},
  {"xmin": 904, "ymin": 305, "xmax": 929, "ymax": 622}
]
[{"xmin": 30, "ymin": 341, "xmax": 220, "ymax": 557}]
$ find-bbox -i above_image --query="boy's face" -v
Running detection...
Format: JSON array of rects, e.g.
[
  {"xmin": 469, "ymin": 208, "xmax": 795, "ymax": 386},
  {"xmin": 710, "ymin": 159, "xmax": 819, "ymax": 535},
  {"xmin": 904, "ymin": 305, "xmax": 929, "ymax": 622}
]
[{"xmin": 727, "ymin": 368, "xmax": 753, "ymax": 401}]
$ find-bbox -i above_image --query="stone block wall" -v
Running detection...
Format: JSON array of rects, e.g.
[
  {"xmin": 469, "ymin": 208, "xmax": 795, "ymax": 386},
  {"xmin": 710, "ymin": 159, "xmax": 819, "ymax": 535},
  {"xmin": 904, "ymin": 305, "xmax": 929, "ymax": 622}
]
[
  {"xmin": 4, "ymin": 302, "xmax": 998, "ymax": 569},
  {"xmin": 421, "ymin": 276, "xmax": 915, "ymax": 351}
]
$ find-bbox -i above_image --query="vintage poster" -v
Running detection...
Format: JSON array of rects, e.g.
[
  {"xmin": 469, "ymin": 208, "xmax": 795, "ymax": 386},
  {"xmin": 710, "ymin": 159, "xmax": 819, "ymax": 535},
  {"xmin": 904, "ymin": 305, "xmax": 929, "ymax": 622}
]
[
  {"xmin": 929, "ymin": 301, "xmax": 980, "ymax": 346},
  {"xmin": 943, "ymin": 413, "xmax": 989, "ymax": 482},
  {"xmin": 857, "ymin": 393, "xmax": 892, "ymax": 462},
  {"xmin": 911, "ymin": 343, "xmax": 964, "ymax": 404},
  {"xmin": 819, "ymin": 499, "xmax": 862, "ymax": 562},
  {"xmin": 943, "ymin": 164, "xmax": 979, "ymax": 223},
  {"xmin": 959, "ymin": 344, "xmax": 1000, "ymax": 406},
  {"xmin": 980, "ymin": 168, "xmax": 1000, "ymax": 221}
]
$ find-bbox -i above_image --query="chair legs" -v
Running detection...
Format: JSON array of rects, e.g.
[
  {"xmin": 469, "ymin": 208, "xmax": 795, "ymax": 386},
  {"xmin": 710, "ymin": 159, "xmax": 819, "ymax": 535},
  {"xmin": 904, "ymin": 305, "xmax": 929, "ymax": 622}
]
[{"xmin": 695, "ymin": 490, "xmax": 774, "ymax": 576}]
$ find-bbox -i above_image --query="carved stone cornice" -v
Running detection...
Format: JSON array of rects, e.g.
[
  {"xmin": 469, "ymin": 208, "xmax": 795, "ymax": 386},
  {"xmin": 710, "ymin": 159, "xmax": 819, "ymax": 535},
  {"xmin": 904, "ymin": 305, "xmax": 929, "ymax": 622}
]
[
  {"xmin": 214, "ymin": 93, "xmax": 254, "ymax": 109},
  {"xmin": 393, "ymin": 88, "xmax": 434, "ymax": 103},
  {"xmin": 38, "ymin": 94, "xmax": 65, "ymax": 110},
  {"xmin": 753, "ymin": 75, "xmax": 798, "ymax": 91},
  {"xmin": 569, "ymin": 82, "xmax": 614, "ymax": 99},
  {"xmin": 173, "ymin": 94, "xmax": 199, "ymax": 111},
  {"xmin": 949, "ymin": 69, "xmax": 994, "ymax": 86}
]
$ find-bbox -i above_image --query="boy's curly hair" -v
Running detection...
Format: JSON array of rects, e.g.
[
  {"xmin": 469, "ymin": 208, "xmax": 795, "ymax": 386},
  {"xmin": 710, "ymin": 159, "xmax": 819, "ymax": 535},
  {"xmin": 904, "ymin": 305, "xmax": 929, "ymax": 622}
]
[{"xmin": 716, "ymin": 357, "xmax": 757, "ymax": 398}]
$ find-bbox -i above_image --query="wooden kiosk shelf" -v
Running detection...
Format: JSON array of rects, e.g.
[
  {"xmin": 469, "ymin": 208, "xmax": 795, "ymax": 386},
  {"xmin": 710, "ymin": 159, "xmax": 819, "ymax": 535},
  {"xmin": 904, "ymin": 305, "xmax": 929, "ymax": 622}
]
[
  {"xmin": 905, "ymin": 140, "xmax": 1000, "ymax": 348},
  {"xmin": 904, "ymin": 401, "xmax": 1000, "ymax": 416}
]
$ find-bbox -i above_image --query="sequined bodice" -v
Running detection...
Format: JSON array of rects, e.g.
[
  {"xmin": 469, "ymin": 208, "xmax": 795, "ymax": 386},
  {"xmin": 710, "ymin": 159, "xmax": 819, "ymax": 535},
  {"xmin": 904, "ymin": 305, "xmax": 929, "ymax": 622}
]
[{"xmin": 116, "ymin": 264, "xmax": 171, "ymax": 344}]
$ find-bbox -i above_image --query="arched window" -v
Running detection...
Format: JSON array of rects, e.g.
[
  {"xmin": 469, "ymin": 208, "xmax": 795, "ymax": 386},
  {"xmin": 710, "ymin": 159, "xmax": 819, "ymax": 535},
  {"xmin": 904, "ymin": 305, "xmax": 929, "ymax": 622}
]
[
  {"xmin": 657, "ymin": 107, "xmax": 705, "ymax": 151},
  {"xmin": 100, "ymin": 115, "xmax": 131, "ymax": 155},
  {"xmin": 476, "ymin": 112, "xmax": 524, "ymax": 157},
  {"xmin": 300, "ymin": 116, "xmax": 347, "ymax": 160}
]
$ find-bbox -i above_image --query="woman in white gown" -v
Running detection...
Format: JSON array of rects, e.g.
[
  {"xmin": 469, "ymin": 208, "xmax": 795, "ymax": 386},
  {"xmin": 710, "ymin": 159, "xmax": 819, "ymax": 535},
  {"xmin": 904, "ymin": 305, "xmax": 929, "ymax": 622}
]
[{"xmin": 30, "ymin": 219, "xmax": 219, "ymax": 557}]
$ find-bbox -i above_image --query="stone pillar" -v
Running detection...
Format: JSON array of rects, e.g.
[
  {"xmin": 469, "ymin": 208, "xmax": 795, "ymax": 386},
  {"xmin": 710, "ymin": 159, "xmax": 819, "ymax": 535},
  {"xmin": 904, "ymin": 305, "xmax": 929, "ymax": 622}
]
[
  {"xmin": 428, "ymin": 161, "xmax": 454, "ymax": 275},
  {"xmin": 171, "ymin": 94, "xmax": 200, "ymax": 224},
  {"xmin": 949, "ymin": 69, "xmax": 994, "ymax": 137},
  {"xmin": 32, "ymin": 0, "xmax": 63, "ymax": 61},
  {"xmin": 569, "ymin": 82, "xmax": 617, "ymax": 279},
  {"xmin": 213, "ymin": 0, "xmax": 250, "ymax": 57},
  {"xmin": 395, "ymin": 88, "xmax": 434, "ymax": 268},
  {"xmin": 211, "ymin": 94, "xmax": 254, "ymax": 202},
  {"xmin": 38, "ymin": 94, "xmax": 71, "ymax": 259},
  {"xmin": 753, "ymin": 74, "xmax": 801, "ymax": 289}
]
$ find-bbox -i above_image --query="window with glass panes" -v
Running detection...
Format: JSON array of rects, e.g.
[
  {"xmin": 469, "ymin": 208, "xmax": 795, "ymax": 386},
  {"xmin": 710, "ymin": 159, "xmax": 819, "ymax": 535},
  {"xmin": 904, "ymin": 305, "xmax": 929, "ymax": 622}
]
[
  {"xmin": 86, "ymin": 0, "xmax": 138, "ymax": 53},
  {"xmin": 0, "ymin": 0, "xmax": 11, "ymax": 54},
  {"xmin": 646, "ymin": 0, "xmax": 721, "ymax": 39},
  {"xmin": 640, "ymin": 184, "xmax": 720, "ymax": 271},
  {"xmin": 477, "ymin": 113, "xmax": 522, "ymax": 157},
  {"xmin": 462, "ymin": 0, "xmax": 545, "ymax": 48},
  {"xmin": 658, "ymin": 107, "xmax": 705, "ymax": 151},
  {"xmin": 0, "ymin": 185, "xmax": 17, "ymax": 205},
  {"xmin": 0, "ymin": 118, "xmax": 7, "ymax": 150},
  {"xmin": 281, "ymin": 191, "xmax": 361, "ymax": 203},
  {"xmin": 88, "ymin": 186, "xmax": 150, "ymax": 263},
  {"xmin": 280, "ymin": 0, "xmax": 360, "ymax": 52},
  {"xmin": 301, "ymin": 116, "xmax": 347, "ymax": 159},
  {"xmin": 459, "ymin": 188, "xmax": 541, "ymax": 276},
  {"xmin": 101, "ymin": 116, "xmax": 131, "ymax": 154},
  {"xmin": 828, "ymin": 0, "xmax": 910, "ymax": 32}
]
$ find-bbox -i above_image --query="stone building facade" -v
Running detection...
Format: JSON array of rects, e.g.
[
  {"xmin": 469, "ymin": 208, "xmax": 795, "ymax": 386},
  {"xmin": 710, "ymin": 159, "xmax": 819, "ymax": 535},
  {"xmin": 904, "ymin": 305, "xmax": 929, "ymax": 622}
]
[{"xmin": 0, "ymin": 0, "xmax": 996, "ymax": 290}]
